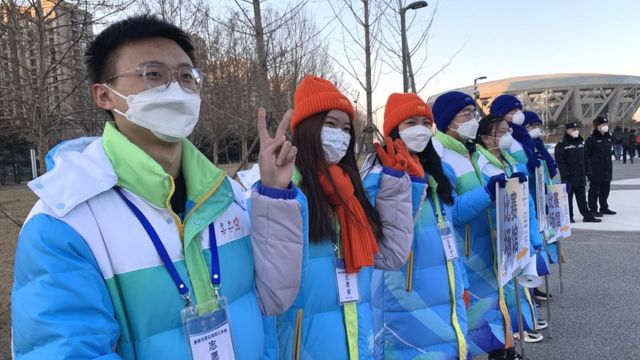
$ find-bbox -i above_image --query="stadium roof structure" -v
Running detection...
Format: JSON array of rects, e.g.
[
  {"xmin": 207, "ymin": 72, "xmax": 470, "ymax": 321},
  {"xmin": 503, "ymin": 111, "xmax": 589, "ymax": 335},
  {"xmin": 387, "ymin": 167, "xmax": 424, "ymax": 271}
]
[{"xmin": 427, "ymin": 73, "xmax": 640, "ymax": 127}]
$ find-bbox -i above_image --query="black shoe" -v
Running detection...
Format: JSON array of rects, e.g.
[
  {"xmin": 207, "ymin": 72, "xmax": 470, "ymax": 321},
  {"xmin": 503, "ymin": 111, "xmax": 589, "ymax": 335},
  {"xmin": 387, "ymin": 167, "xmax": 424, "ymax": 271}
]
[
  {"xmin": 534, "ymin": 288, "xmax": 551, "ymax": 301},
  {"xmin": 570, "ymin": 218, "xmax": 576, "ymax": 223},
  {"xmin": 601, "ymin": 209, "xmax": 617, "ymax": 215},
  {"xmin": 583, "ymin": 216, "xmax": 602, "ymax": 223},
  {"xmin": 593, "ymin": 212, "xmax": 603, "ymax": 217},
  {"xmin": 488, "ymin": 349, "xmax": 506, "ymax": 360}
]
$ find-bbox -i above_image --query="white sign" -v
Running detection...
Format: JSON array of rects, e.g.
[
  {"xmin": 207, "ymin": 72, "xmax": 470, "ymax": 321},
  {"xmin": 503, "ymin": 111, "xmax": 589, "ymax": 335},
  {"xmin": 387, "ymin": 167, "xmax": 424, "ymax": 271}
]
[
  {"xmin": 496, "ymin": 178, "xmax": 531, "ymax": 287},
  {"xmin": 546, "ymin": 184, "xmax": 572, "ymax": 242},
  {"xmin": 534, "ymin": 166, "xmax": 547, "ymax": 232}
]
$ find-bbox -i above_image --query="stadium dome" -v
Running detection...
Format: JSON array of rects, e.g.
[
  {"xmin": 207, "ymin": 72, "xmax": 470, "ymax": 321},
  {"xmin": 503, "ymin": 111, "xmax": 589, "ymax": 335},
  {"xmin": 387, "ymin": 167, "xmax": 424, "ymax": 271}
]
[{"xmin": 428, "ymin": 73, "xmax": 640, "ymax": 128}]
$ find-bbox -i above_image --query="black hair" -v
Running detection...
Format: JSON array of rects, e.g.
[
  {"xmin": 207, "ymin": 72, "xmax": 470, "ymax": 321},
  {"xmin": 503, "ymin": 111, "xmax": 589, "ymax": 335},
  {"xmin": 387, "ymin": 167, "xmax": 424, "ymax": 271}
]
[
  {"xmin": 293, "ymin": 113, "xmax": 383, "ymax": 243},
  {"xmin": 475, "ymin": 113, "xmax": 506, "ymax": 149},
  {"xmin": 85, "ymin": 15, "xmax": 195, "ymax": 84},
  {"xmin": 387, "ymin": 128, "xmax": 455, "ymax": 205}
]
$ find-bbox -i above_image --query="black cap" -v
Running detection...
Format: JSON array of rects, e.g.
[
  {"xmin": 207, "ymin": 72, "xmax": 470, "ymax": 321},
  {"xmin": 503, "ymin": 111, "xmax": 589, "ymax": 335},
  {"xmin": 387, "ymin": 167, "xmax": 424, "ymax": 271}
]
[
  {"xmin": 593, "ymin": 116, "xmax": 608, "ymax": 125},
  {"xmin": 565, "ymin": 121, "xmax": 582, "ymax": 129}
]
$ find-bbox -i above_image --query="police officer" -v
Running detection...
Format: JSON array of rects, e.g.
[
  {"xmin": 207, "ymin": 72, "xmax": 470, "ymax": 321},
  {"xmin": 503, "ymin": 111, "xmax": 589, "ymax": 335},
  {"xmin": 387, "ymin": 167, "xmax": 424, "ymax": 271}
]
[
  {"xmin": 554, "ymin": 121, "xmax": 601, "ymax": 223},
  {"xmin": 585, "ymin": 116, "xmax": 616, "ymax": 216}
]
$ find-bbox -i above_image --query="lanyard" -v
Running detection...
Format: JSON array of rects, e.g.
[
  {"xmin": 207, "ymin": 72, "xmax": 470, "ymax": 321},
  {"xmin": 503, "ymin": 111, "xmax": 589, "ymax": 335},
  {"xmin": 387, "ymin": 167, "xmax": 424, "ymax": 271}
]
[
  {"xmin": 426, "ymin": 178, "xmax": 446, "ymax": 226},
  {"xmin": 115, "ymin": 187, "xmax": 221, "ymax": 304}
]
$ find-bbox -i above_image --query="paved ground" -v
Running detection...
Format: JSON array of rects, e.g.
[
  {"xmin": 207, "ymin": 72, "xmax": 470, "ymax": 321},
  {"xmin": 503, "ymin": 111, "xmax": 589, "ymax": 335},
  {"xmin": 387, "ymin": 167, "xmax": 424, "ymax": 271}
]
[{"xmin": 1, "ymin": 161, "xmax": 639, "ymax": 359}]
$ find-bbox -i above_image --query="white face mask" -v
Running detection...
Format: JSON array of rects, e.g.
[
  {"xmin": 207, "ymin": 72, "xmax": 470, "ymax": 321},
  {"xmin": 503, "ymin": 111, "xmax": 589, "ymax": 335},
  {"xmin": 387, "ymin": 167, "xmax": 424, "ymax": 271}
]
[
  {"xmin": 399, "ymin": 125, "xmax": 433, "ymax": 153},
  {"xmin": 454, "ymin": 118, "xmax": 479, "ymax": 141},
  {"xmin": 498, "ymin": 133, "xmax": 514, "ymax": 150},
  {"xmin": 104, "ymin": 82, "xmax": 201, "ymax": 143},
  {"xmin": 511, "ymin": 110, "xmax": 525, "ymax": 126},
  {"xmin": 570, "ymin": 130, "xmax": 580, "ymax": 138},
  {"xmin": 321, "ymin": 126, "xmax": 351, "ymax": 164},
  {"xmin": 528, "ymin": 128, "xmax": 542, "ymax": 139},
  {"xmin": 599, "ymin": 125, "xmax": 609, "ymax": 134}
]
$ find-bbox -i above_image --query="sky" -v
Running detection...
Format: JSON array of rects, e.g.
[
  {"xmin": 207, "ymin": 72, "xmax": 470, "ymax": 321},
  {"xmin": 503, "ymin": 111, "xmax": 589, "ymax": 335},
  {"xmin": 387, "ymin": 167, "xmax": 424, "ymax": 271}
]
[
  {"xmin": 295, "ymin": 0, "xmax": 640, "ymax": 122},
  {"xmin": 194, "ymin": 0, "xmax": 640, "ymax": 123}
]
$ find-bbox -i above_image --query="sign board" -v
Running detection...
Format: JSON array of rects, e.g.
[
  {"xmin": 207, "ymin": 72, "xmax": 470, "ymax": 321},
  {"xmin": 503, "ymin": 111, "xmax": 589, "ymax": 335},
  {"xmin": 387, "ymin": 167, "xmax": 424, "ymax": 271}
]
[
  {"xmin": 534, "ymin": 166, "xmax": 547, "ymax": 232},
  {"xmin": 496, "ymin": 178, "xmax": 532, "ymax": 287},
  {"xmin": 546, "ymin": 183, "xmax": 572, "ymax": 242}
]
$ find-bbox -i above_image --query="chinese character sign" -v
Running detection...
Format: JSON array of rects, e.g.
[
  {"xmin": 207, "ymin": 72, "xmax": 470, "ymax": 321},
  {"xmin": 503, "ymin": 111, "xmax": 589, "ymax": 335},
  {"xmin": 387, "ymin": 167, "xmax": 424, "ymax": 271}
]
[
  {"xmin": 496, "ymin": 178, "xmax": 531, "ymax": 287},
  {"xmin": 546, "ymin": 184, "xmax": 571, "ymax": 242},
  {"xmin": 534, "ymin": 166, "xmax": 547, "ymax": 232}
]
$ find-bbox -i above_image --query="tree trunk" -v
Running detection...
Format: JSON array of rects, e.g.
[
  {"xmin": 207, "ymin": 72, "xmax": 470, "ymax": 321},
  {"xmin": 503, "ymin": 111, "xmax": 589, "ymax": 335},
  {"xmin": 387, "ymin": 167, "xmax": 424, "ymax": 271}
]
[
  {"xmin": 363, "ymin": 0, "xmax": 373, "ymax": 154},
  {"xmin": 252, "ymin": 0, "xmax": 272, "ymax": 117}
]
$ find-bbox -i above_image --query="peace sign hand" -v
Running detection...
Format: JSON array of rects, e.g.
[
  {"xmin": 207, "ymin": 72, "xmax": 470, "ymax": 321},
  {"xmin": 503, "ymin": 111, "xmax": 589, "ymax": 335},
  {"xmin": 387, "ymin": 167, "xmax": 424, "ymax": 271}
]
[{"xmin": 257, "ymin": 107, "xmax": 297, "ymax": 190}]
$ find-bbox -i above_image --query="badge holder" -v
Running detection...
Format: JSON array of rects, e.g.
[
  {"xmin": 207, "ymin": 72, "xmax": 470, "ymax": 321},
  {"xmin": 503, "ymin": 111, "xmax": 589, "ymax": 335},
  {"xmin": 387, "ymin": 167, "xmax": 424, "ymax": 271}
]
[
  {"xmin": 181, "ymin": 291, "xmax": 237, "ymax": 360},
  {"xmin": 438, "ymin": 220, "xmax": 459, "ymax": 261},
  {"xmin": 334, "ymin": 258, "xmax": 361, "ymax": 304}
]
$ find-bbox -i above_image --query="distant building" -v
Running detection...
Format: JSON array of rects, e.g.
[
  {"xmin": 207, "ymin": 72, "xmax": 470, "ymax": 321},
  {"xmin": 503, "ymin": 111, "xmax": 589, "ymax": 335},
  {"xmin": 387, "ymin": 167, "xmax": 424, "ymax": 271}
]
[
  {"xmin": 428, "ymin": 73, "xmax": 640, "ymax": 128},
  {"xmin": 0, "ymin": 0, "xmax": 101, "ymax": 143}
]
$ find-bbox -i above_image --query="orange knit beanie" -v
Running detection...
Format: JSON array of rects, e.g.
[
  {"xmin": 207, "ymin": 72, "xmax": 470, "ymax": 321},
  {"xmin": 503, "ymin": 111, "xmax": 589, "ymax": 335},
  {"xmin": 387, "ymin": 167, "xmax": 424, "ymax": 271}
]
[
  {"xmin": 291, "ymin": 75, "xmax": 355, "ymax": 131},
  {"xmin": 383, "ymin": 93, "xmax": 434, "ymax": 136}
]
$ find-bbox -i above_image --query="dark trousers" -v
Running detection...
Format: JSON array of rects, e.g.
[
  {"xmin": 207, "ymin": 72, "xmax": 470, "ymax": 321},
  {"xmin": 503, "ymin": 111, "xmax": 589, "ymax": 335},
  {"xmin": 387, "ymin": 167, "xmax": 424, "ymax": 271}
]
[
  {"xmin": 588, "ymin": 180, "xmax": 611, "ymax": 212},
  {"xmin": 623, "ymin": 146, "xmax": 635, "ymax": 163},
  {"xmin": 568, "ymin": 185, "xmax": 591, "ymax": 220}
]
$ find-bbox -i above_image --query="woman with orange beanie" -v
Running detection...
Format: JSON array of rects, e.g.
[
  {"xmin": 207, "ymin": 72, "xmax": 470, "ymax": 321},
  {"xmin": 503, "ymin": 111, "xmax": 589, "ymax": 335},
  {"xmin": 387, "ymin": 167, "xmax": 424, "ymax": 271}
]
[
  {"xmin": 268, "ymin": 76, "xmax": 415, "ymax": 359},
  {"xmin": 361, "ymin": 93, "xmax": 469, "ymax": 359}
]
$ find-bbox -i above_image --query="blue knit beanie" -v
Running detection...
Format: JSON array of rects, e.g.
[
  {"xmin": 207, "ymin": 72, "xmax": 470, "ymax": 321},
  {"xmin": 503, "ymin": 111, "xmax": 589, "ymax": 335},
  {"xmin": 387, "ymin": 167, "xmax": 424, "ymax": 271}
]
[
  {"xmin": 432, "ymin": 91, "xmax": 476, "ymax": 132},
  {"xmin": 490, "ymin": 94, "xmax": 522, "ymax": 116},
  {"xmin": 522, "ymin": 110, "xmax": 542, "ymax": 128}
]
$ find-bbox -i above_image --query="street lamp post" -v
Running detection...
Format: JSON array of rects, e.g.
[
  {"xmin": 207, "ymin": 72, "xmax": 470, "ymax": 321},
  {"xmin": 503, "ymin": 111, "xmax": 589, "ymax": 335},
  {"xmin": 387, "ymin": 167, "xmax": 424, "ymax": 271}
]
[
  {"xmin": 400, "ymin": 1, "xmax": 428, "ymax": 93},
  {"xmin": 474, "ymin": 75, "xmax": 487, "ymax": 114}
]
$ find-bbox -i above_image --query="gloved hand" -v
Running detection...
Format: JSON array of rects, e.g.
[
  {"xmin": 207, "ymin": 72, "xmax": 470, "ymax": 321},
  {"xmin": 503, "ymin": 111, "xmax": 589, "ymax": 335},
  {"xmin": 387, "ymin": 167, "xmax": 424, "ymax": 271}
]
[
  {"xmin": 485, "ymin": 174, "xmax": 508, "ymax": 201},
  {"xmin": 526, "ymin": 153, "xmax": 543, "ymax": 172},
  {"xmin": 375, "ymin": 137, "xmax": 407, "ymax": 172},
  {"xmin": 510, "ymin": 172, "xmax": 527, "ymax": 183},
  {"xmin": 394, "ymin": 140, "xmax": 425, "ymax": 178}
]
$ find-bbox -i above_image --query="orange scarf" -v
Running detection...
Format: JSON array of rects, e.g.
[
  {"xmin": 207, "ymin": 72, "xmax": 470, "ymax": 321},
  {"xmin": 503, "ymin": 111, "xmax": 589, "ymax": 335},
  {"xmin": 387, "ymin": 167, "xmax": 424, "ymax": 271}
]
[{"xmin": 318, "ymin": 165, "xmax": 379, "ymax": 273}]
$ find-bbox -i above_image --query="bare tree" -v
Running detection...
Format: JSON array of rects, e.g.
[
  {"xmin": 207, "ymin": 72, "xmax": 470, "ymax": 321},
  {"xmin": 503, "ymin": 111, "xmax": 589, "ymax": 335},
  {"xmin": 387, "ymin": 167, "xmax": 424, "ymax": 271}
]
[
  {"xmin": 327, "ymin": 0, "xmax": 393, "ymax": 154},
  {"xmin": 0, "ymin": 0, "xmax": 131, "ymax": 174},
  {"xmin": 378, "ymin": 0, "xmax": 464, "ymax": 94}
]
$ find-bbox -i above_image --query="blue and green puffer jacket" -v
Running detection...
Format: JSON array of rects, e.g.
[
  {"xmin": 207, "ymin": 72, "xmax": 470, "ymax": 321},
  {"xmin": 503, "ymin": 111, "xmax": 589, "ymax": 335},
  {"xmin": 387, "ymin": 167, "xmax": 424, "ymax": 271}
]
[
  {"xmin": 363, "ymin": 158, "xmax": 469, "ymax": 360},
  {"xmin": 268, "ymin": 165, "xmax": 414, "ymax": 359},
  {"xmin": 432, "ymin": 133, "xmax": 512, "ymax": 356},
  {"xmin": 472, "ymin": 145, "xmax": 542, "ymax": 334}
]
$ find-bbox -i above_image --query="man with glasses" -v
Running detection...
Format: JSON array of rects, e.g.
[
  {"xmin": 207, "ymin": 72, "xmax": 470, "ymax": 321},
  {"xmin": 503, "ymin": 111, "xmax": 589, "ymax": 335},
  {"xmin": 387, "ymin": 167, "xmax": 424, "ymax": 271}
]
[{"xmin": 12, "ymin": 15, "xmax": 303, "ymax": 359}]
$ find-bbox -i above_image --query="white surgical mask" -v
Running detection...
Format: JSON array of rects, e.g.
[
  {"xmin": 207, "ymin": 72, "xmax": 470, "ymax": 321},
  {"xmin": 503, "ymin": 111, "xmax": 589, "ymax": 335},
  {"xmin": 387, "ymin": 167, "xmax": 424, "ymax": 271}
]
[
  {"xmin": 570, "ymin": 130, "xmax": 579, "ymax": 138},
  {"xmin": 599, "ymin": 125, "xmax": 609, "ymax": 134},
  {"xmin": 498, "ymin": 133, "xmax": 514, "ymax": 150},
  {"xmin": 528, "ymin": 128, "xmax": 542, "ymax": 139},
  {"xmin": 321, "ymin": 126, "xmax": 350, "ymax": 164},
  {"xmin": 104, "ymin": 82, "xmax": 201, "ymax": 143},
  {"xmin": 454, "ymin": 118, "xmax": 479, "ymax": 141},
  {"xmin": 511, "ymin": 110, "xmax": 525, "ymax": 126},
  {"xmin": 399, "ymin": 125, "xmax": 433, "ymax": 153}
]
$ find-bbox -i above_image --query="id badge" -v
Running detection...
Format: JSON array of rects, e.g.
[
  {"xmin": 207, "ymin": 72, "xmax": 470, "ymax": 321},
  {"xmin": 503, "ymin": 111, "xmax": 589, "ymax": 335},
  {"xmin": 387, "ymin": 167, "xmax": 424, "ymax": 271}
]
[
  {"xmin": 335, "ymin": 259, "xmax": 360, "ymax": 303},
  {"xmin": 181, "ymin": 297, "xmax": 237, "ymax": 360},
  {"xmin": 439, "ymin": 221, "xmax": 459, "ymax": 261}
]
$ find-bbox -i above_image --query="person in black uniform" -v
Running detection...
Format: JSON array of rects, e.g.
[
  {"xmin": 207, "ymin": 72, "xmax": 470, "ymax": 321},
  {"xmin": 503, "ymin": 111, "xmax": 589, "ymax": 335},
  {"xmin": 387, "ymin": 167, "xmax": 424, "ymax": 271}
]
[
  {"xmin": 554, "ymin": 121, "xmax": 601, "ymax": 223},
  {"xmin": 585, "ymin": 116, "xmax": 616, "ymax": 216}
]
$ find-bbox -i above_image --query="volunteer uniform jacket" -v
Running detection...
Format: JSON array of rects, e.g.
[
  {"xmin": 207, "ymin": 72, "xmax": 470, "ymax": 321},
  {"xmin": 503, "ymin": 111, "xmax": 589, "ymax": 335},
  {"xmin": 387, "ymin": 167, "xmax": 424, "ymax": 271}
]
[
  {"xmin": 269, "ymin": 165, "xmax": 414, "ymax": 359},
  {"xmin": 12, "ymin": 122, "xmax": 304, "ymax": 360},
  {"xmin": 472, "ymin": 146, "xmax": 543, "ymax": 334},
  {"xmin": 362, "ymin": 157, "xmax": 469, "ymax": 360},
  {"xmin": 432, "ymin": 132, "xmax": 511, "ymax": 356}
]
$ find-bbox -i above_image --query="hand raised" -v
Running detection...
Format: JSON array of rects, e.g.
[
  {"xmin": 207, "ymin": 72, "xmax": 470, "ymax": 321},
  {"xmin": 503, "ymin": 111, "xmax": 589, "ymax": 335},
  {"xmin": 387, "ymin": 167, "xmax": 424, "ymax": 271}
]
[{"xmin": 257, "ymin": 107, "xmax": 297, "ymax": 189}]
